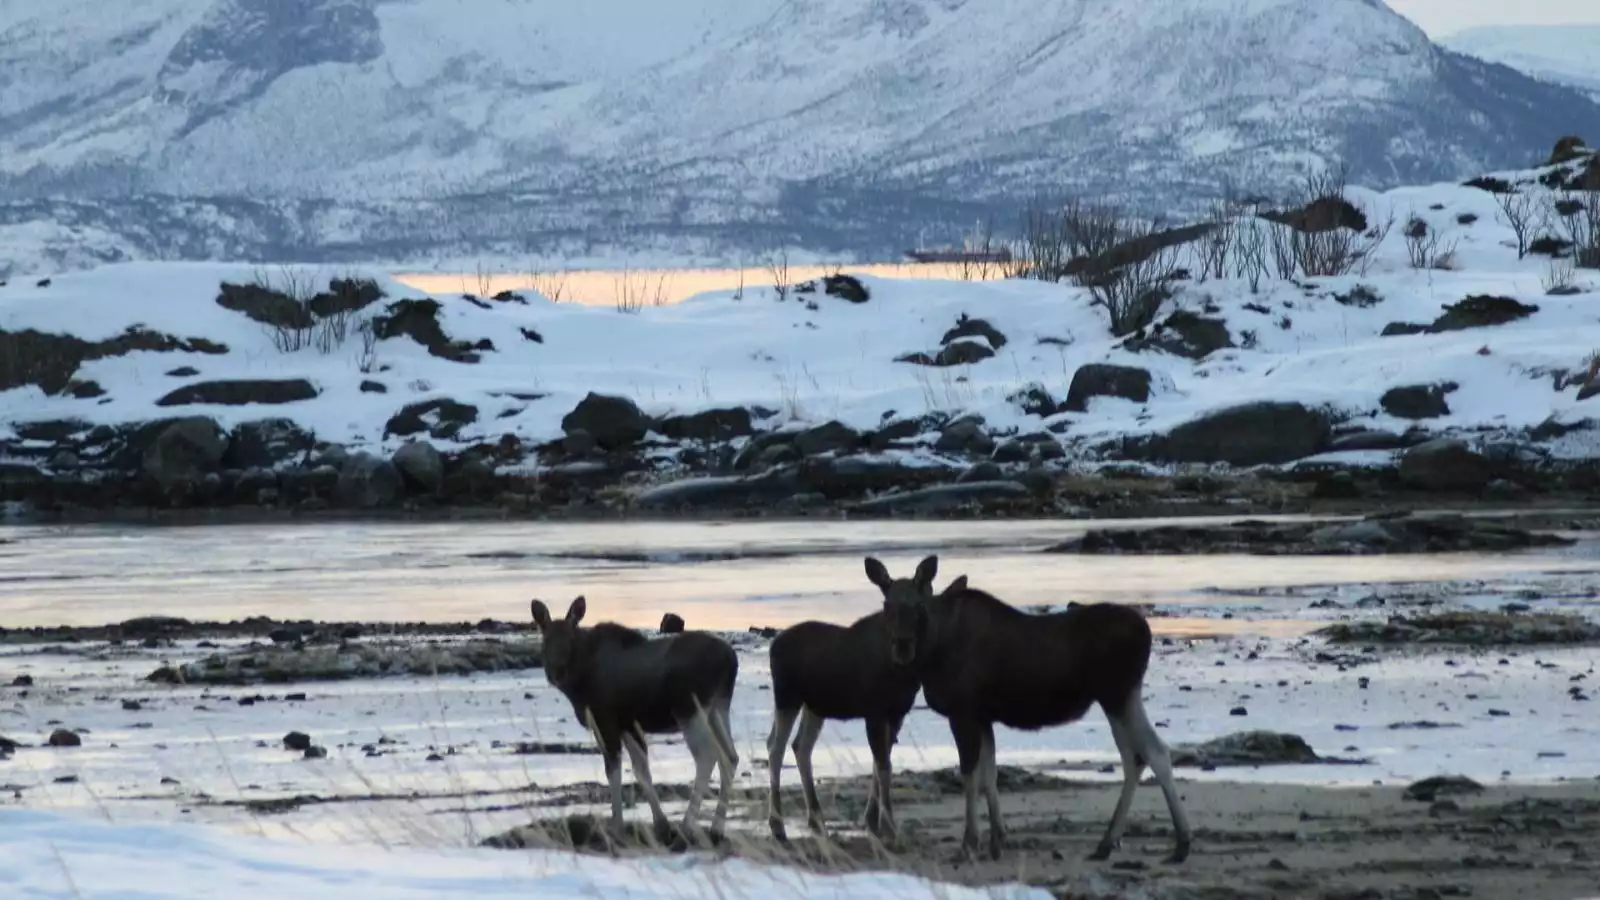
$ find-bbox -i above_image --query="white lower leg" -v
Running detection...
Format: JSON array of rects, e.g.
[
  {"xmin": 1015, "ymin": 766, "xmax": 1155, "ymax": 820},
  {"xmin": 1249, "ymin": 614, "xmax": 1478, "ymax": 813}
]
[
  {"xmin": 767, "ymin": 707, "xmax": 798, "ymax": 835},
  {"xmin": 621, "ymin": 732, "xmax": 670, "ymax": 831},
  {"xmin": 680, "ymin": 712, "xmax": 718, "ymax": 832},
  {"xmin": 1095, "ymin": 714, "xmax": 1144, "ymax": 857},
  {"xmin": 1127, "ymin": 694, "xmax": 1193, "ymax": 861},
  {"xmin": 793, "ymin": 708, "xmax": 826, "ymax": 830}
]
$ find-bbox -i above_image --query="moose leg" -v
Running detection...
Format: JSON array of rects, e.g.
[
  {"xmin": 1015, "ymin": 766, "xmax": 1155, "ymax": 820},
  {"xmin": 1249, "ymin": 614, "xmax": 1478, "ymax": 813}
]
[
  {"xmin": 620, "ymin": 729, "xmax": 672, "ymax": 841},
  {"xmin": 679, "ymin": 707, "xmax": 719, "ymax": 838},
  {"xmin": 709, "ymin": 696, "xmax": 738, "ymax": 837},
  {"xmin": 979, "ymin": 723, "xmax": 1006, "ymax": 861},
  {"xmin": 792, "ymin": 706, "xmax": 827, "ymax": 833},
  {"xmin": 1092, "ymin": 712, "xmax": 1145, "ymax": 861},
  {"xmin": 766, "ymin": 706, "xmax": 800, "ymax": 841},
  {"xmin": 603, "ymin": 742, "xmax": 626, "ymax": 831},
  {"xmin": 1124, "ymin": 690, "xmax": 1193, "ymax": 863},
  {"xmin": 949, "ymin": 717, "xmax": 984, "ymax": 858},
  {"xmin": 863, "ymin": 716, "xmax": 897, "ymax": 840}
]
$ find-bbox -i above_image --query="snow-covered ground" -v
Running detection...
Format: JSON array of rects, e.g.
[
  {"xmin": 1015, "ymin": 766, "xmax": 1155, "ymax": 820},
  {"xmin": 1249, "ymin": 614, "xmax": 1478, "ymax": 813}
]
[
  {"xmin": 0, "ymin": 809, "xmax": 1046, "ymax": 900},
  {"xmin": 4, "ymin": 158, "xmax": 1600, "ymax": 472}
]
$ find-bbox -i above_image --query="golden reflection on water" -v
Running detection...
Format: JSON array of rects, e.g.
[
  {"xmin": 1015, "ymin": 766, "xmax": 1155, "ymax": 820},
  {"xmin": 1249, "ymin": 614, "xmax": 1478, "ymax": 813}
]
[{"xmin": 391, "ymin": 261, "xmax": 1005, "ymax": 306}]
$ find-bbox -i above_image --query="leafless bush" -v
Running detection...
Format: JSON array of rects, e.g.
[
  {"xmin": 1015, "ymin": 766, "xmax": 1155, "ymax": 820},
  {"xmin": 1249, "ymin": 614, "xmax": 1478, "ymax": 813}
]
[
  {"xmin": 767, "ymin": 250, "xmax": 791, "ymax": 301},
  {"xmin": 357, "ymin": 320, "xmax": 379, "ymax": 373},
  {"xmin": 1495, "ymin": 191, "xmax": 1540, "ymax": 259},
  {"xmin": 472, "ymin": 260, "xmax": 495, "ymax": 298},
  {"xmin": 1195, "ymin": 197, "xmax": 1239, "ymax": 282},
  {"xmin": 1083, "ymin": 221, "xmax": 1181, "ymax": 337},
  {"xmin": 527, "ymin": 268, "xmax": 569, "ymax": 303},
  {"xmin": 1543, "ymin": 255, "xmax": 1579, "ymax": 295},
  {"xmin": 1265, "ymin": 169, "xmax": 1390, "ymax": 278},
  {"xmin": 1021, "ymin": 199, "xmax": 1124, "ymax": 281},
  {"xmin": 612, "ymin": 269, "xmax": 671, "ymax": 313},
  {"xmin": 1554, "ymin": 191, "xmax": 1600, "ymax": 268},
  {"xmin": 1232, "ymin": 218, "xmax": 1269, "ymax": 292},
  {"xmin": 1403, "ymin": 216, "xmax": 1457, "ymax": 270}
]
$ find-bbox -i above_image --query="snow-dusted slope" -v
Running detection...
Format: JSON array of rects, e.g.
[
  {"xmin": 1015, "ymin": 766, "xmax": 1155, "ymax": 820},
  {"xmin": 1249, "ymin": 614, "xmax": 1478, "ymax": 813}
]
[
  {"xmin": 1442, "ymin": 25, "xmax": 1600, "ymax": 99},
  {"xmin": 2, "ymin": 0, "xmax": 1599, "ymax": 269}
]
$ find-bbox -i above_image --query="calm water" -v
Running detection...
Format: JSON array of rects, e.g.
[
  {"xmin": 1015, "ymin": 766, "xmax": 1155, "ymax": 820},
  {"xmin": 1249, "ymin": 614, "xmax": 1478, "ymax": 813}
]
[
  {"xmin": 4, "ymin": 516, "xmax": 1599, "ymax": 633},
  {"xmin": 392, "ymin": 261, "xmax": 1005, "ymax": 307}
]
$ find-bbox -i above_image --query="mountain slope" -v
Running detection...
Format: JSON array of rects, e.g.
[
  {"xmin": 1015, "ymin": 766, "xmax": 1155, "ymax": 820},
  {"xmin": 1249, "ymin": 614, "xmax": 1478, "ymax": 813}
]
[
  {"xmin": 3, "ymin": 0, "xmax": 1600, "ymax": 272},
  {"xmin": 1442, "ymin": 25, "xmax": 1600, "ymax": 99}
]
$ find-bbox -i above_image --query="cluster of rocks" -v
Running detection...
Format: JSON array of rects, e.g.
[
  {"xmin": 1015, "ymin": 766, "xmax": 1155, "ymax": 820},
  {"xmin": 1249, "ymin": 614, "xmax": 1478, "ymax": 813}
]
[
  {"xmin": 146, "ymin": 636, "xmax": 543, "ymax": 685},
  {"xmin": 1168, "ymin": 730, "xmax": 1366, "ymax": 768},
  {"xmin": 0, "ymin": 615, "xmax": 532, "ymax": 647},
  {"xmin": 1317, "ymin": 611, "xmax": 1600, "ymax": 646},
  {"xmin": 1049, "ymin": 511, "xmax": 1576, "ymax": 556}
]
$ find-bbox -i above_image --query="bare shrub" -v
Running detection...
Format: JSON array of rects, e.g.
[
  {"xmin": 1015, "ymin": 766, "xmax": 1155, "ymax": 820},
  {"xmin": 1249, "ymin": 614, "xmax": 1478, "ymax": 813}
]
[
  {"xmin": 767, "ymin": 250, "xmax": 791, "ymax": 302},
  {"xmin": 1543, "ymin": 255, "xmax": 1579, "ymax": 295},
  {"xmin": 357, "ymin": 320, "xmax": 379, "ymax": 373},
  {"xmin": 1266, "ymin": 168, "xmax": 1390, "ymax": 278},
  {"xmin": 527, "ymin": 268, "xmax": 569, "ymax": 303},
  {"xmin": 1021, "ymin": 199, "xmax": 1124, "ymax": 281},
  {"xmin": 1232, "ymin": 217, "xmax": 1269, "ymax": 293},
  {"xmin": 1403, "ymin": 216, "xmax": 1457, "ymax": 270},
  {"xmin": 1082, "ymin": 220, "xmax": 1181, "ymax": 337},
  {"xmin": 612, "ymin": 269, "xmax": 671, "ymax": 313},
  {"xmin": 1195, "ymin": 197, "xmax": 1238, "ymax": 282},
  {"xmin": 1494, "ymin": 191, "xmax": 1539, "ymax": 259},
  {"xmin": 1554, "ymin": 191, "xmax": 1600, "ymax": 268}
]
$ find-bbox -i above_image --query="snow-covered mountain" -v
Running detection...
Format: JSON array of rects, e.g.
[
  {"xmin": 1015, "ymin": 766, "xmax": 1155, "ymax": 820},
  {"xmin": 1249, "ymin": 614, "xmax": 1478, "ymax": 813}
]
[
  {"xmin": 1441, "ymin": 25, "xmax": 1600, "ymax": 100},
  {"xmin": 3, "ymin": 0, "xmax": 1600, "ymax": 273}
]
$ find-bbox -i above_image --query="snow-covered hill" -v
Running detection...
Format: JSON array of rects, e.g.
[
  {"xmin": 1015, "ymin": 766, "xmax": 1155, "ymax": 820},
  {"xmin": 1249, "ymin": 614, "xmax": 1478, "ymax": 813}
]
[
  {"xmin": 3, "ymin": 0, "xmax": 1599, "ymax": 272},
  {"xmin": 1442, "ymin": 25, "xmax": 1600, "ymax": 100},
  {"xmin": 4, "ymin": 148, "xmax": 1598, "ymax": 516}
]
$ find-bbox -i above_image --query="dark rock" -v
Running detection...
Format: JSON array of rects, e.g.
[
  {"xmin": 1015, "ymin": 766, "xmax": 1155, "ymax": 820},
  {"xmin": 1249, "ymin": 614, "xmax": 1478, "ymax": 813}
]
[
  {"xmin": 1381, "ymin": 383, "xmax": 1455, "ymax": 420},
  {"xmin": 309, "ymin": 278, "xmax": 384, "ymax": 318},
  {"xmin": 1128, "ymin": 310, "xmax": 1232, "ymax": 360},
  {"xmin": 1398, "ymin": 439, "xmax": 1491, "ymax": 492},
  {"xmin": 958, "ymin": 462, "xmax": 1004, "ymax": 483},
  {"xmin": 656, "ymin": 408, "xmax": 754, "ymax": 443},
  {"xmin": 283, "ymin": 731, "xmax": 313, "ymax": 751},
  {"xmin": 869, "ymin": 417, "xmax": 927, "ymax": 449},
  {"xmin": 1007, "ymin": 384, "xmax": 1058, "ymax": 418},
  {"xmin": 792, "ymin": 421, "xmax": 861, "ymax": 457},
  {"xmin": 562, "ymin": 429, "xmax": 598, "ymax": 457},
  {"xmin": 934, "ymin": 340, "xmax": 996, "ymax": 366},
  {"xmin": 216, "ymin": 282, "xmax": 313, "ymax": 329},
  {"xmin": 632, "ymin": 470, "xmax": 799, "ymax": 511},
  {"xmin": 1147, "ymin": 402, "xmax": 1331, "ymax": 466},
  {"xmin": 303, "ymin": 745, "xmax": 329, "ymax": 760},
  {"xmin": 11, "ymin": 675, "xmax": 35, "ymax": 687},
  {"xmin": 1381, "ymin": 322, "xmax": 1432, "ymax": 337},
  {"xmin": 940, "ymin": 316, "xmax": 1008, "ymax": 350},
  {"xmin": 1263, "ymin": 195, "xmax": 1369, "ymax": 233},
  {"xmin": 1171, "ymin": 731, "xmax": 1327, "ymax": 767},
  {"xmin": 157, "ymin": 379, "xmax": 319, "ymax": 407},
  {"xmin": 370, "ymin": 299, "xmax": 486, "ymax": 363},
  {"xmin": 121, "ymin": 699, "xmax": 142, "ymax": 711},
  {"xmin": 67, "ymin": 379, "xmax": 106, "ymax": 398},
  {"xmin": 1320, "ymin": 610, "xmax": 1600, "ymax": 646},
  {"xmin": 934, "ymin": 419, "xmax": 994, "ymax": 456},
  {"xmin": 335, "ymin": 453, "xmax": 403, "ymax": 508},
  {"xmin": 991, "ymin": 439, "xmax": 1034, "ymax": 464},
  {"xmin": 165, "ymin": 366, "xmax": 200, "ymax": 377},
  {"xmin": 1403, "ymin": 775, "xmax": 1484, "ymax": 803},
  {"xmin": 1053, "ymin": 514, "xmax": 1571, "ymax": 556},
  {"xmin": 1065, "ymin": 364, "xmax": 1152, "ymax": 412},
  {"xmin": 359, "ymin": 380, "xmax": 387, "ymax": 394},
  {"xmin": 1310, "ymin": 470, "xmax": 1361, "ymax": 499},
  {"xmin": 392, "ymin": 441, "xmax": 444, "ymax": 493},
  {"xmin": 850, "ymin": 481, "xmax": 1030, "ymax": 514},
  {"xmin": 560, "ymin": 393, "xmax": 650, "ymax": 449},
  {"xmin": 385, "ymin": 399, "xmax": 479, "ymax": 441},
  {"xmin": 1333, "ymin": 285, "xmax": 1383, "ymax": 308},
  {"xmin": 223, "ymin": 419, "xmax": 315, "ymax": 470},
  {"xmin": 47, "ymin": 729, "xmax": 81, "ymax": 748},
  {"xmin": 1430, "ymin": 295, "xmax": 1539, "ymax": 332},
  {"xmin": 142, "ymin": 417, "xmax": 229, "ymax": 488},
  {"xmin": 823, "ymin": 275, "xmax": 870, "ymax": 303},
  {"xmin": 659, "ymin": 613, "xmax": 685, "ymax": 635},
  {"xmin": 1529, "ymin": 235, "xmax": 1574, "ymax": 257}
]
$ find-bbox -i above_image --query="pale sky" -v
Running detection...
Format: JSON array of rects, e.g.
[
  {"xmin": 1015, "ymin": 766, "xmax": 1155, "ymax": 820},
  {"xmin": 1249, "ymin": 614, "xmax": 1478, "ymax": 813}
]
[{"xmin": 1386, "ymin": 0, "xmax": 1600, "ymax": 36}]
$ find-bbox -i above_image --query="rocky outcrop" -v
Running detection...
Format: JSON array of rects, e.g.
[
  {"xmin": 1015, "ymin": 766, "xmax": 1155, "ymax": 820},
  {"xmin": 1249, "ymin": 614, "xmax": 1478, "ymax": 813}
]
[
  {"xmin": 655, "ymin": 407, "xmax": 755, "ymax": 443},
  {"xmin": 1126, "ymin": 310, "xmax": 1233, "ymax": 360},
  {"xmin": 141, "ymin": 417, "xmax": 229, "ymax": 489},
  {"xmin": 392, "ymin": 441, "xmax": 444, "ymax": 493},
  {"xmin": 1380, "ymin": 383, "xmax": 1455, "ymax": 420},
  {"xmin": 1064, "ymin": 364, "xmax": 1152, "ymax": 412},
  {"xmin": 1048, "ymin": 512, "xmax": 1574, "ymax": 556},
  {"xmin": 560, "ymin": 393, "xmax": 651, "ymax": 450},
  {"xmin": 1139, "ymin": 402, "xmax": 1331, "ymax": 466},
  {"xmin": 335, "ymin": 453, "xmax": 402, "ymax": 508},
  {"xmin": 1, "ymin": 325, "xmax": 227, "ymax": 395},
  {"xmin": 1398, "ymin": 438, "xmax": 1491, "ymax": 492},
  {"xmin": 222, "ymin": 419, "xmax": 315, "ymax": 470},
  {"xmin": 156, "ymin": 379, "xmax": 319, "ymax": 407},
  {"xmin": 1317, "ymin": 611, "xmax": 1600, "ymax": 646},
  {"xmin": 384, "ymin": 399, "xmax": 479, "ymax": 441},
  {"xmin": 370, "ymin": 299, "xmax": 491, "ymax": 363}
]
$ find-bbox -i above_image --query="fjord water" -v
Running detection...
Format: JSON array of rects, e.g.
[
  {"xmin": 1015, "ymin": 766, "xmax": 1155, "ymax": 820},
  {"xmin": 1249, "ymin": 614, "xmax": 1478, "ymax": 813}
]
[{"xmin": 3, "ymin": 516, "xmax": 1598, "ymax": 632}]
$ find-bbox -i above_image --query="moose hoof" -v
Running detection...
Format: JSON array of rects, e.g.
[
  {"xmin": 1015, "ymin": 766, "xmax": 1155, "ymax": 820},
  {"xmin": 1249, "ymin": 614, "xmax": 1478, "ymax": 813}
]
[
  {"xmin": 769, "ymin": 818, "xmax": 789, "ymax": 843},
  {"xmin": 1089, "ymin": 842, "xmax": 1115, "ymax": 861},
  {"xmin": 807, "ymin": 816, "xmax": 827, "ymax": 835},
  {"xmin": 1165, "ymin": 840, "xmax": 1192, "ymax": 865}
]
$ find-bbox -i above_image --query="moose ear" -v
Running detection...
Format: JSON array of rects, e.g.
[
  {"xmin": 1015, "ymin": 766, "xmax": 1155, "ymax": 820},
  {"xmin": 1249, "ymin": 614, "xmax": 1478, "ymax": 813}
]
[
  {"xmin": 944, "ymin": 575, "xmax": 968, "ymax": 594},
  {"xmin": 565, "ymin": 595, "xmax": 587, "ymax": 625},
  {"xmin": 864, "ymin": 557, "xmax": 892, "ymax": 592},
  {"xmin": 531, "ymin": 599, "xmax": 552, "ymax": 630},
  {"xmin": 914, "ymin": 554, "xmax": 939, "ymax": 589}
]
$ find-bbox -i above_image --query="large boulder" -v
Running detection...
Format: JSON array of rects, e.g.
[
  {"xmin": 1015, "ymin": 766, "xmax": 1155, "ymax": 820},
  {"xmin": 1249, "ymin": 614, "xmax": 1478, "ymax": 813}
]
[
  {"xmin": 940, "ymin": 317, "xmax": 1008, "ymax": 350},
  {"xmin": 1398, "ymin": 439, "xmax": 1492, "ymax": 493},
  {"xmin": 223, "ymin": 419, "xmax": 315, "ymax": 470},
  {"xmin": 934, "ymin": 418, "xmax": 995, "ymax": 456},
  {"xmin": 1065, "ymin": 364, "xmax": 1153, "ymax": 412},
  {"xmin": 655, "ymin": 407, "xmax": 755, "ymax": 443},
  {"xmin": 142, "ymin": 417, "xmax": 229, "ymax": 488},
  {"xmin": 1428, "ymin": 295, "xmax": 1538, "ymax": 332},
  {"xmin": 791, "ymin": 421, "xmax": 861, "ymax": 457},
  {"xmin": 215, "ymin": 282, "xmax": 312, "ymax": 329},
  {"xmin": 370, "ymin": 299, "xmax": 489, "ymax": 363},
  {"xmin": 336, "ymin": 453, "xmax": 403, "ymax": 508},
  {"xmin": 385, "ymin": 399, "xmax": 479, "ymax": 441},
  {"xmin": 560, "ymin": 393, "xmax": 651, "ymax": 450},
  {"xmin": 1381, "ymin": 384, "xmax": 1454, "ymax": 420},
  {"xmin": 392, "ymin": 441, "xmax": 444, "ymax": 493},
  {"xmin": 156, "ymin": 379, "xmax": 319, "ymax": 407},
  {"xmin": 1127, "ymin": 311, "xmax": 1233, "ymax": 360},
  {"xmin": 1151, "ymin": 402, "xmax": 1332, "ymax": 466}
]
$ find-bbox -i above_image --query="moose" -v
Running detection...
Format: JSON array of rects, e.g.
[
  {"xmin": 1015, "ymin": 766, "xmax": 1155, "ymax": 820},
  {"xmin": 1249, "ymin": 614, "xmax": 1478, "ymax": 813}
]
[
  {"xmin": 865, "ymin": 555, "xmax": 1192, "ymax": 863},
  {"xmin": 763, "ymin": 604, "xmax": 926, "ymax": 841},
  {"xmin": 531, "ymin": 596, "xmax": 740, "ymax": 840}
]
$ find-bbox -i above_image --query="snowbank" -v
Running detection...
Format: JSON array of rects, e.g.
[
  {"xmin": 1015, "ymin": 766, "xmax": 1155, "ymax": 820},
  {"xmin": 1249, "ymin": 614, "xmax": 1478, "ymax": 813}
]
[{"xmin": 0, "ymin": 809, "xmax": 1045, "ymax": 900}]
